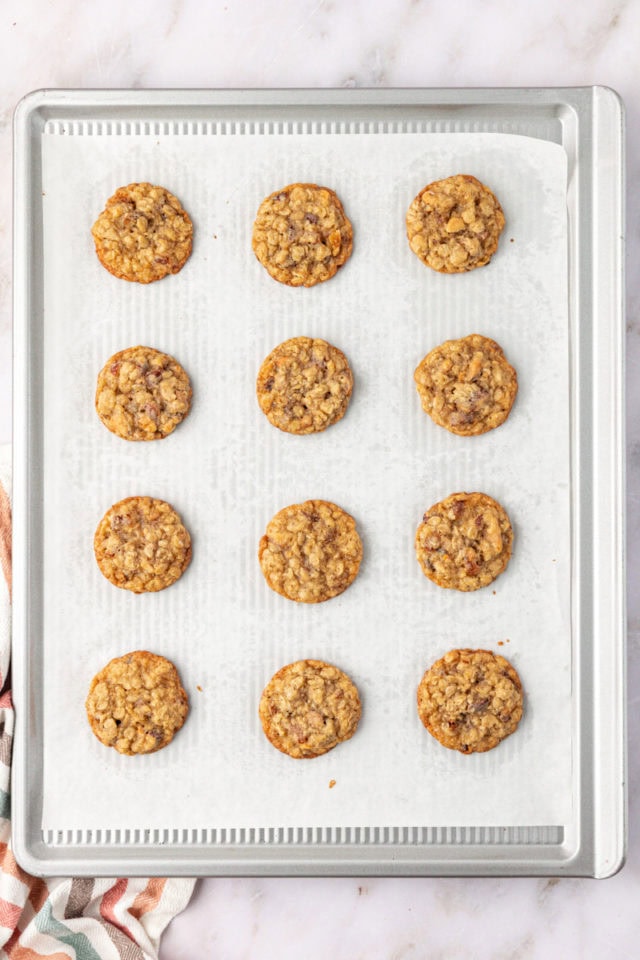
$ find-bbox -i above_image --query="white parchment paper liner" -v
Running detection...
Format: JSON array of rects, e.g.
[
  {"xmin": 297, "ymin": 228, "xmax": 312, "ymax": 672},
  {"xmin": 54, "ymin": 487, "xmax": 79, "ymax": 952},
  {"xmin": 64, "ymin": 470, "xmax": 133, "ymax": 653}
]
[{"xmin": 40, "ymin": 130, "xmax": 571, "ymax": 831}]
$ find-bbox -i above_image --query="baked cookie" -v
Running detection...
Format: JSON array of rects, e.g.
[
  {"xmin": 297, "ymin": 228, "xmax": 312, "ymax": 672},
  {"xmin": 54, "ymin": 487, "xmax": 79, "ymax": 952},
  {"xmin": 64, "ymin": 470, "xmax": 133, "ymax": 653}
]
[
  {"xmin": 406, "ymin": 174, "xmax": 505, "ymax": 273},
  {"xmin": 252, "ymin": 182, "xmax": 353, "ymax": 287},
  {"xmin": 96, "ymin": 345, "xmax": 193, "ymax": 441},
  {"xmin": 415, "ymin": 492, "xmax": 513, "ymax": 591},
  {"xmin": 417, "ymin": 648, "xmax": 523, "ymax": 754},
  {"xmin": 91, "ymin": 182, "xmax": 193, "ymax": 283},
  {"xmin": 256, "ymin": 336, "xmax": 354, "ymax": 435},
  {"xmin": 259, "ymin": 659, "xmax": 361, "ymax": 759},
  {"xmin": 414, "ymin": 334, "xmax": 517, "ymax": 436},
  {"xmin": 94, "ymin": 496, "xmax": 192, "ymax": 593},
  {"xmin": 259, "ymin": 499, "xmax": 363, "ymax": 603},
  {"xmin": 85, "ymin": 650, "xmax": 189, "ymax": 755}
]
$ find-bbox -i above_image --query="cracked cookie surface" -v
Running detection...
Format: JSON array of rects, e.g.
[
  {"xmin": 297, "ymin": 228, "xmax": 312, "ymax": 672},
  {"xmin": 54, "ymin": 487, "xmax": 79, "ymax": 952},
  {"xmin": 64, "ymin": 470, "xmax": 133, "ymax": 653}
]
[
  {"xmin": 415, "ymin": 492, "xmax": 513, "ymax": 591},
  {"xmin": 256, "ymin": 336, "xmax": 353, "ymax": 435},
  {"xmin": 417, "ymin": 648, "xmax": 523, "ymax": 753},
  {"xmin": 259, "ymin": 659, "xmax": 361, "ymax": 758},
  {"xmin": 414, "ymin": 334, "xmax": 517, "ymax": 436},
  {"xmin": 85, "ymin": 650, "xmax": 189, "ymax": 755},
  {"xmin": 252, "ymin": 183, "xmax": 353, "ymax": 287},
  {"xmin": 91, "ymin": 182, "xmax": 193, "ymax": 283},
  {"xmin": 96, "ymin": 345, "xmax": 192, "ymax": 441},
  {"xmin": 406, "ymin": 174, "xmax": 505, "ymax": 273},
  {"xmin": 259, "ymin": 499, "xmax": 363, "ymax": 603},
  {"xmin": 94, "ymin": 496, "xmax": 192, "ymax": 593}
]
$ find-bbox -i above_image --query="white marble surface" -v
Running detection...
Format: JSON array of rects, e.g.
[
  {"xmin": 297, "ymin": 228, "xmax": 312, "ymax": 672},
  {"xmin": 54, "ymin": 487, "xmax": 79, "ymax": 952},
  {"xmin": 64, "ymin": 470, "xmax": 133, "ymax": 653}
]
[{"xmin": 1, "ymin": 1, "xmax": 638, "ymax": 957}]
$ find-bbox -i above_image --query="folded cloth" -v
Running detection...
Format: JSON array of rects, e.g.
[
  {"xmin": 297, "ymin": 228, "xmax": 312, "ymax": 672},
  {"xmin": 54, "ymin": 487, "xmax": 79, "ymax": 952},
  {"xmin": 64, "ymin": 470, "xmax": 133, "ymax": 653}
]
[{"xmin": 0, "ymin": 445, "xmax": 196, "ymax": 958}]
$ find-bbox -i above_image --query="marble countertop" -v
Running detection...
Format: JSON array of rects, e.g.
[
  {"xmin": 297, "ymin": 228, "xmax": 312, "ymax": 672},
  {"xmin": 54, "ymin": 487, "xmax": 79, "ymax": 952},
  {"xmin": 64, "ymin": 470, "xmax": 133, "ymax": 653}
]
[{"xmin": 1, "ymin": 1, "xmax": 638, "ymax": 957}]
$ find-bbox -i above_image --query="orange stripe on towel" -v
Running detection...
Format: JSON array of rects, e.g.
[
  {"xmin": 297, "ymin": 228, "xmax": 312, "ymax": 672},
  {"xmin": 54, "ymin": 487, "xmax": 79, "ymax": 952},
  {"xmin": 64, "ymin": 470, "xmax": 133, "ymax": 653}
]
[
  {"xmin": 6, "ymin": 935, "xmax": 70, "ymax": 960},
  {"xmin": 130, "ymin": 878, "xmax": 166, "ymax": 919},
  {"xmin": 0, "ymin": 842, "xmax": 32, "ymax": 885},
  {"xmin": 27, "ymin": 878, "xmax": 50, "ymax": 914}
]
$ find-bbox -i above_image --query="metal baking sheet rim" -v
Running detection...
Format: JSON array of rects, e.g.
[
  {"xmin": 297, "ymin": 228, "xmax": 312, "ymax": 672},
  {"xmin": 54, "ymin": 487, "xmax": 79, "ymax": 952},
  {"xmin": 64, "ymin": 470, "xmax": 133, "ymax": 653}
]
[{"xmin": 10, "ymin": 87, "xmax": 626, "ymax": 878}]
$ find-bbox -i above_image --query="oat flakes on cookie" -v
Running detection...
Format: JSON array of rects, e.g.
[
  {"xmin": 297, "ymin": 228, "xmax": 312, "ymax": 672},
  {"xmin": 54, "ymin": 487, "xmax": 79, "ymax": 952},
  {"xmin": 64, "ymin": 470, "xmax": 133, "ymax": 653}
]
[
  {"xmin": 415, "ymin": 492, "xmax": 513, "ymax": 591},
  {"xmin": 91, "ymin": 182, "xmax": 193, "ymax": 283},
  {"xmin": 96, "ymin": 345, "xmax": 192, "ymax": 441},
  {"xmin": 252, "ymin": 182, "xmax": 353, "ymax": 287},
  {"xmin": 414, "ymin": 334, "xmax": 517, "ymax": 436},
  {"xmin": 94, "ymin": 496, "xmax": 192, "ymax": 593},
  {"xmin": 259, "ymin": 499, "xmax": 363, "ymax": 603},
  {"xmin": 259, "ymin": 659, "xmax": 362, "ymax": 758},
  {"xmin": 85, "ymin": 650, "xmax": 189, "ymax": 755},
  {"xmin": 406, "ymin": 174, "xmax": 505, "ymax": 273},
  {"xmin": 256, "ymin": 336, "xmax": 354, "ymax": 435},
  {"xmin": 417, "ymin": 648, "xmax": 523, "ymax": 754}
]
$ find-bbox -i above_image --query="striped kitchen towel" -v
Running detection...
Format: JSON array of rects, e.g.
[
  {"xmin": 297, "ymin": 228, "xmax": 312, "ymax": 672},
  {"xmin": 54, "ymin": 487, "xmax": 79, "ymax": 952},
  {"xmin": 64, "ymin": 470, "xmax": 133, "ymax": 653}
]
[{"xmin": 0, "ymin": 446, "xmax": 196, "ymax": 958}]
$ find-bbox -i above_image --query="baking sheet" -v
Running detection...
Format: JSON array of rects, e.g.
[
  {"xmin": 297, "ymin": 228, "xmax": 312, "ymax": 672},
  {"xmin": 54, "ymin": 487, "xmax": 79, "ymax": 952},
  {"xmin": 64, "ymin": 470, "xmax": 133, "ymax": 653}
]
[{"xmin": 39, "ymin": 128, "xmax": 571, "ymax": 832}]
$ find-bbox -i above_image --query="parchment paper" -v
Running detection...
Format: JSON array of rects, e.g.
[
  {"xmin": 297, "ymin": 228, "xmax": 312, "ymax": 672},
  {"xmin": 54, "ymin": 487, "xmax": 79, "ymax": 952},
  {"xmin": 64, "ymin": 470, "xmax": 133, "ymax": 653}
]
[{"xmin": 39, "ymin": 128, "xmax": 571, "ymax": 831}]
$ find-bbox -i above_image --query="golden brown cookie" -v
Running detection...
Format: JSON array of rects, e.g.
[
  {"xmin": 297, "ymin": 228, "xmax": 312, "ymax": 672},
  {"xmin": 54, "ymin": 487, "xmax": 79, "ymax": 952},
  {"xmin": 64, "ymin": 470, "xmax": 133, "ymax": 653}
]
[
  {"xmin": 414, "ymin": 334, "xmax": 517, "ymax": 436},
  {"xmin": 256, "ymin": 336, "xmax": 354, "ymax": 435},
  {"xmin": 252, "ymin": 182, "xmax": 353, "ymax": 287},
  {"xmin": 415, "ymin": 492, "xmax": 513, "ymax": 591},
  {"xmin": 258, "ymin": 499, "xmax": 363, "ymax": 603},
  {"xmin": 85, "ymin": 650, "xmax": 189, "ymax": 755},
  {"xmin": 406, "ymin": 174, "xmax": 505, "ymax": 273},
  {"xmin": 259, "ymin": 659, "xmax": 362, "ymax": 759},
  {"xmin": 94, "ymin": 496, "xmax": 192, "ymax": 594},
  {"xmin": 91, "ymin": 182, "xmax": 193, "ymax": 283},
  {"xmin": 417, "ymin": 648, "xmax": 523, "ymax": 753},
  {"xmin": 95, "ymin": 345, "xmax": 193, "ymax": 441}
]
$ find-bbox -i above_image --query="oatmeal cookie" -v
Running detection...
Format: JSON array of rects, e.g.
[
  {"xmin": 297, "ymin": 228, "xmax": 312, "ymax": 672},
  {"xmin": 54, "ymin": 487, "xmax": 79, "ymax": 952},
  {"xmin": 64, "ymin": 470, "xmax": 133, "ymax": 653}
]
[
  {"xmin": 259, "ymin": 659, "xmax": 361, "ymax": 758},
  {"xmin": 414, "ymin": 334, "xmax": 517, "ymax": 436},
  {"xmin": 256, "ymin": 336, "xmax": 354, "ymax": 435},
  {"xmin": 96, "ymin": 345, "xmax": 192, "ymax": 441},
  {"xmin": 85, "ymin": 650, "xmax": 189, "ymax": 755},
  {"xmin": 252, "ymin": 182, "xmax": 353, "ymax": 287},
  {"xmin": 415, "ymin": 492, "xmax": 513, "ymax": 591},
  {"xmin": 91, "ymin": 182, "xmax": 193, "ymax": 283},
  {"xmin": 258, "ymin": 499, "xmax": 363, "ymax": 603},
  {"xmin": 417, "ymin": 648, "xmax": 523, "ymax": 753},
  {"xmin": 406, "ymin": 174, "xmax": 505, "ymax": 273},
  {"xmin": 94, "ymin": 496, "xmax": 192, "ymax": 593}
]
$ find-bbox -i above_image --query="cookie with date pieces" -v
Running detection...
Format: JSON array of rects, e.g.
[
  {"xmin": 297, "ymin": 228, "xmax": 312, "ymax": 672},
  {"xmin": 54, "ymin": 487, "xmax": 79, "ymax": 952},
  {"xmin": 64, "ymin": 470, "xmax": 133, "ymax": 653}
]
[
  {"xmin": 259, "ymin": 659, "xmax": 362, "ymax": 758},
  {"xmin": 414, "ymin": 334, "xmax": 517, "ymax": 436},
  {"xmin": 252, "ymin": 182, "xmax": 353, "ymax": 287},
  {"xmin": 91, "ymin": 182, "xmax": 193, "ymax": 283},
  {"xmin": 94, "ymin": 496, "xmax": 192, "ymax": 594},
  {"xmin": 415, "ymin": 491, "xmax": 513, "ymax": 591},
  {"xmin": 95, "ymin": 345, "xmax": 192, "ymax": 441},
  {"xmin": 417, "ymin": 648, "xmax": 523, "ymax": 753},
  {"xmin": 406, "ymin": 174, "xmax": 505, "ymax": 273},
  {"xmin": 258, "ymin": 499, "xmax": 363, "ymax": 603},
  {"xmin": 85, "ymin": 650, "xmax": 189, "ymax": 756},
  {"xmin": 256, "ymin": 336, "xmax": 353, "ymax": 435}
]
